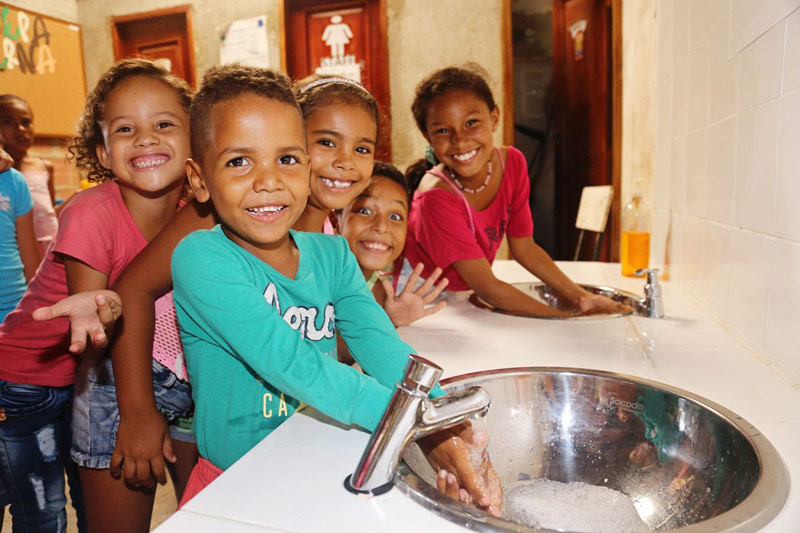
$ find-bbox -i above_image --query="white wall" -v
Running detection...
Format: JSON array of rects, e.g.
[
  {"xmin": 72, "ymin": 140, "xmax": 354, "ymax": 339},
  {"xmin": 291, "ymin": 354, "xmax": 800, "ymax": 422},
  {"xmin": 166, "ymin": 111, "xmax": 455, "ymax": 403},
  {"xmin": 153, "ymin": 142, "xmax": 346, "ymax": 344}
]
[
  {"xmin": 5, "ymin": 0, "xmax": 79, "ymax": 23},
  {"xmin": 386, "ymin": 0, "xmax": 505, "ymax": 171},
  {"xmin": 654, "ymin": 0, "xmax": 800, "ymax": 386}
]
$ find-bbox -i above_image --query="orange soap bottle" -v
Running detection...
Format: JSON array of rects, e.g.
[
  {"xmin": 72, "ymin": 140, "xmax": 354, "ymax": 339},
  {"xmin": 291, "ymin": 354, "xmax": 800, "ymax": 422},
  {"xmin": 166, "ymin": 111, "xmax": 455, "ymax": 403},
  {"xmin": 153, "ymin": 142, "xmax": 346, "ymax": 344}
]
[{"xmin": 621, "ymin": 188, "xmax": 650, "ymax": 277}]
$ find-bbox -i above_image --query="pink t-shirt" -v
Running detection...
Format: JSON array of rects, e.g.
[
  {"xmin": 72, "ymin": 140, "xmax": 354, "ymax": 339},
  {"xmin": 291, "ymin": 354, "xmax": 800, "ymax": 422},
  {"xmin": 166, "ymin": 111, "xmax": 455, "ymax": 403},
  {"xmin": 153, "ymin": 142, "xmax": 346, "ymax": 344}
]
[
  {"xmin": 403, "ymin": 146, "xmax": 534, "ymax": 291},
  {"xmin": 0, "ymin": 181, "xmax": 147, "ymax": 387}
]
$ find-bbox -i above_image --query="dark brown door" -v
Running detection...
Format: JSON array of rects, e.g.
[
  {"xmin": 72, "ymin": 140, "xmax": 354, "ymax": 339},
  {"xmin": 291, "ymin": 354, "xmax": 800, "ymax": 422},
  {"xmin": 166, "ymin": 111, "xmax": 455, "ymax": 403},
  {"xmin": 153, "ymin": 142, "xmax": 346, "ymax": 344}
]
[
  {"xmin": 284, "ymin": 0, "xmax": 391, "ymax": 160},
  {"xmin": 112, "ymin": 6, "xmax": 196, "ymax": 88},
  {"xmin": 552, "ymin": 0, "xmax": 611, "ymax": 260}
]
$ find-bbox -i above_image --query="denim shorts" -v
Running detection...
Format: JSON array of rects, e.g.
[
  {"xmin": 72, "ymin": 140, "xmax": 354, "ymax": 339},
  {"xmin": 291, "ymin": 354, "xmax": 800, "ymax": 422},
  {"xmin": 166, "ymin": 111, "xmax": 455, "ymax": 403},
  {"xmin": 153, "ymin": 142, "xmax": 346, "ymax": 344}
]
[{"xmin": 71, "ymin": 357, "xmax": 194, "ymax": 469}]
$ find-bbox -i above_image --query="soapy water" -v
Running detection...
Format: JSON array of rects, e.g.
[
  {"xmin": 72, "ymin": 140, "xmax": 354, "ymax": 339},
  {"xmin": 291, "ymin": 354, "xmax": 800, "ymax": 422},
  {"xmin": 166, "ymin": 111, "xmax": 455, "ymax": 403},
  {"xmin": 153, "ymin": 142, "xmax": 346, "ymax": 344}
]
[{"xmin": 503, "ymin": 478, "xmax": 651, "ymax": 532}]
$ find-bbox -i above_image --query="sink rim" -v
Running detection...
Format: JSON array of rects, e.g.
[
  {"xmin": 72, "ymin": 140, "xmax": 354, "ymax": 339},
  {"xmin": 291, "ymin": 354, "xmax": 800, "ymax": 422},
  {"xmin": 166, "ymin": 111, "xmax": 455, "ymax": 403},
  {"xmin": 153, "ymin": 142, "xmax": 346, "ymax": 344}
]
[
  {"xmin": 468, "ymin": 283, "xmax": 641, "ymax": 319},
  {"xmin": 394, "ymin": 366, "xmax": 790, "ymax": 533}
]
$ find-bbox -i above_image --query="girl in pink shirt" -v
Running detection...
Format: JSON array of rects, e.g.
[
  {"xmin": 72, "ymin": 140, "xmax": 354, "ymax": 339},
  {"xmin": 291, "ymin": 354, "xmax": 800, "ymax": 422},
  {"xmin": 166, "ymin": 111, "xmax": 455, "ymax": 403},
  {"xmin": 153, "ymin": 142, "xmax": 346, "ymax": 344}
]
[
  {"xmin": 404, "ymin": 65, "xmax": 628, "ymax": 318},
  {"xmin": 0, "ymin": 59, "xmax": 193, "ymax": 533}
]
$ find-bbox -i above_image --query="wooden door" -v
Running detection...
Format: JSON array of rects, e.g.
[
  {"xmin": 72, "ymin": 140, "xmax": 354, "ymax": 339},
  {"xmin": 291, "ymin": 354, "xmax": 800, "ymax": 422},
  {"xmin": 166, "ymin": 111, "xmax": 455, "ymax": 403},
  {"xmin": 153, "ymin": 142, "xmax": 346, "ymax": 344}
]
[
  {"xmin": 284, "ymin": 0, "xmax": 391, "ymax": 160},
  {"xmin": 111, "ymin": 6, "xmax": 196, "ymax": 88},
  {"xmin": 552, "ymin": 0, "xmax": 612, "ymax": 260}
]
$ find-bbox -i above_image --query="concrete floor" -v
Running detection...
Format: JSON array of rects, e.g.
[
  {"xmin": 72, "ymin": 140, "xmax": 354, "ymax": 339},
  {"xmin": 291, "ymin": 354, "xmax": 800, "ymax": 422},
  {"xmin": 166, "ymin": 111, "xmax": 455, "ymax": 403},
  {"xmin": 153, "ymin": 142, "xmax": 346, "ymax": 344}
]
[{"xmin": 1, "ymin": 475, "xmax": 177, "ymax": 532}]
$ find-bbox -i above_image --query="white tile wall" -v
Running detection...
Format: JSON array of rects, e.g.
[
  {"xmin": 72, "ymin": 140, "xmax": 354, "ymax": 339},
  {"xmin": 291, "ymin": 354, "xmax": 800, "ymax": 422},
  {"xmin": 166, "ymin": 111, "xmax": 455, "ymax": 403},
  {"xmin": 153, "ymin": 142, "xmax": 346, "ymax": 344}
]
[
  {"xmin": 654, "ymin": 142, "xmax": 671, "ymax": 210},
  {"xmin": 688, "ymin": 36, "xmax": 710, "ymax": 130},
  {"xmin": 685, "ymin": 129, "xmax": 709, "ymax": 218},
  {"xmin": 775, "ymin": 90, "xmax": 800, "ymax": 241},
  {"xmin": 705, "ymin": 117, "xmax": 736, "ymax": 225},
  {"xmin": 730, "ymin": 0, "xmax": 800, "ymax": 54},
  {"xmin": 708, "ymin": 15, "xmax": 738, "ymax": 122},
  {"xmin": 784, "ymin": 9, "xmax": 800, "ymax": 93},
  {"xmin": 690, "ymin": 0, "xmax": 714, "ymax": 46},
  {"xmin": 672, "ymin": 0, "xmax": 691, "ymax": 58},
  {"xmin": 736, "ymin": 21, "xmax": 785, "ymax": 111},
  {"xmin": 657, "ymin": 0, "xmax": 674, "ymax": 74},
  {"xmin": 734, "ymin": 101, "xmax": 779, "ymax": 235},
  {"xmin": 654, "ymin": 3, "xmax": 800, "ymax": 385},
  {"xmin": 727, "ymin": 231, "xmax": 773, "ymax": 350},
  {"xmin": 671, "ymin": 53, "xmax": 690, "ymax": 136},
  {"xmin": 670, "ymin": 136, "xmax": 687, "ymax": 214},
  {"xmin": 657, "ymin": 71, "xmax": 673, "ymax": 143},
  {"xmin": 766, "ymin": 239, "xmax": 800, "ymax": 380}
]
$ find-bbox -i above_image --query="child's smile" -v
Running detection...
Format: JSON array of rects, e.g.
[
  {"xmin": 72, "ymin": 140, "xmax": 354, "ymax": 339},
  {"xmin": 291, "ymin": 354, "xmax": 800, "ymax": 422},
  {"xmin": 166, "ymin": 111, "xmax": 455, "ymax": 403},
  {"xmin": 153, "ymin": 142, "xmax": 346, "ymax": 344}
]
[
  {"xmin": 306, "ymin": 104, "xmax": 377, "ymax": 210},
  {"xmin": 339, "ymin": 176, "xmax": 408, "ymax": 274},
  {"xmin": 425, "ymin": 88, "xmax": 499, "ymax": 183},
  {"xmin": 97, "ymin": 76, "xmax": 190, "ymax": 196},
  {"xmin": 188, "ymin": 94, "xmax": 309, "ymax": 262}
]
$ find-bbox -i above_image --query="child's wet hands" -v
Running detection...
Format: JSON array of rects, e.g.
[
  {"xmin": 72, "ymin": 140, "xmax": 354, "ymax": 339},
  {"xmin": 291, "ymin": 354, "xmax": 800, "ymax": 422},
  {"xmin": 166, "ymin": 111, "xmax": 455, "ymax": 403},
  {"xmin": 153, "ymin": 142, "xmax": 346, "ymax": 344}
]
[
  {"xmin": 110, "ymin": 409, "xmax": 176, "ymax": 488},
  {"xmin": 32, "ymin": 290, "xmax": 122, "ymax": 353},
  {"xmin": 420, "ymin": 423, "xmax": 503, "ymax": 516},
  {"xmin": 578, "ymin": 292, "xmax": 634, "ymax": 316},
  {"xmin": 382, "ymin": 263, "xmax": 448, "ymax": 327}
]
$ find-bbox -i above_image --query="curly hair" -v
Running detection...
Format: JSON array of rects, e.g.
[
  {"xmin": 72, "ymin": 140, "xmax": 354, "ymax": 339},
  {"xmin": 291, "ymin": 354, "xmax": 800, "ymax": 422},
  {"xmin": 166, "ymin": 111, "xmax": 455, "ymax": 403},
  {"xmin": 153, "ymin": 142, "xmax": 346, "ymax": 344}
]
[
  {"xmin": 293, "ymin": 75, "xmax": 380, "ymax": 142},
  {"xmin": 190, "ymin": 64, "xmax": 299, "ymax": 160},
  {"xmin": 411, "ymin": 63, "xmax": 496, "ymax": 135},
  {"xmin": 68, "ymin": 58, "xmax": 194, "ymax": 183}
]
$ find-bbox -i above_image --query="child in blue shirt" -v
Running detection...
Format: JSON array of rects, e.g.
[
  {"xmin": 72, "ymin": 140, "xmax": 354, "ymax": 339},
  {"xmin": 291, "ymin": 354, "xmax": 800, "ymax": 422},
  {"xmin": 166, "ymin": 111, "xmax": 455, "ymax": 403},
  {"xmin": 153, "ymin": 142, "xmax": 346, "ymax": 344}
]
[
  {"xmin": 171, "ymin": 65, "xmax": 502, "ymax": 513},
  {"xmin": 0, "ymin": 140, "xmax": 41, "ymax": 322}
]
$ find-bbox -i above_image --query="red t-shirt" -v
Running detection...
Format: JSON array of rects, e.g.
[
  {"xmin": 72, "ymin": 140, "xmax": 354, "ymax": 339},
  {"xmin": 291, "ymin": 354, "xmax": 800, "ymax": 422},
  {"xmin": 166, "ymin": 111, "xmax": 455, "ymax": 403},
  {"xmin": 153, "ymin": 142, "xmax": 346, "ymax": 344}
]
[
  {"xmin": 403, "ymin": 146, "xmax": 534, "ymax": 291},
  {"xmin": 0, "ymin": 181, "xmax": 148, "ymax": 387}
]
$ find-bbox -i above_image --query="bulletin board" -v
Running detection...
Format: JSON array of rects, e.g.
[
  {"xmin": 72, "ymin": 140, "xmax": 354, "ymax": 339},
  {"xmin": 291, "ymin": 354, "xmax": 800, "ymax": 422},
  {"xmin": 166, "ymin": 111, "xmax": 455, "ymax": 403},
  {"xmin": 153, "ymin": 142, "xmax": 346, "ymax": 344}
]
[{"xmin": 0, "ymin": 3, "xmax": 87, "ymax": 137}]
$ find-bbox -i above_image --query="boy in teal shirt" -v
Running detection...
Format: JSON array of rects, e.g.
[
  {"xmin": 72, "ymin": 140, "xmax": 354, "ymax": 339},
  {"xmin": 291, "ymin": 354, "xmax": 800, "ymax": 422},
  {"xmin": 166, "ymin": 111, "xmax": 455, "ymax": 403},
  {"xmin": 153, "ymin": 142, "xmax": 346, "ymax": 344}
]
[{"xmin": 171, "ymin": 65, "xmax": 501, "ymax": 513}]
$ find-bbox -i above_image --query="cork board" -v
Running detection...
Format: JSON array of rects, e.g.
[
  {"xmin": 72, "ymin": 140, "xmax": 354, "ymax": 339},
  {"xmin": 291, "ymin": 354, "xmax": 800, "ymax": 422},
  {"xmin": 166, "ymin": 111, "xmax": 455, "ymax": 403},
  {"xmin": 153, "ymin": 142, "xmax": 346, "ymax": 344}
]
[{"xmin": 0, "ymin": 3, "xmax": 86, "ymax": 137}]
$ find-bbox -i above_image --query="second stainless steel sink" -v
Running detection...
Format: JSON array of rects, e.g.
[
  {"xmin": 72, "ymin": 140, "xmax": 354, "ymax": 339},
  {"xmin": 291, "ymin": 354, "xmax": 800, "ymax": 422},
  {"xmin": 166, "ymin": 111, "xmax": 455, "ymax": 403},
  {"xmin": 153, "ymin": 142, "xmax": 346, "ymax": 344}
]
[{"xmin": 469, "ymin": 282, "xmax": 645, "ymax": 319}]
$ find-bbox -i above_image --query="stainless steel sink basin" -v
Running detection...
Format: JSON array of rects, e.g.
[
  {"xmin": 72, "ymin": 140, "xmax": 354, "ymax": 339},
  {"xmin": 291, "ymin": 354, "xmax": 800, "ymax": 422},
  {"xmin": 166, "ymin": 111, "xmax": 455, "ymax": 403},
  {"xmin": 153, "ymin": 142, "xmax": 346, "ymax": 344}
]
[
  {"xmin": 469, "ymin": 283, "xmax": 644, "ymax": 318},
  {"xmin": 396, "ymin": 368, "xmax": 789, "ymax": 532}
]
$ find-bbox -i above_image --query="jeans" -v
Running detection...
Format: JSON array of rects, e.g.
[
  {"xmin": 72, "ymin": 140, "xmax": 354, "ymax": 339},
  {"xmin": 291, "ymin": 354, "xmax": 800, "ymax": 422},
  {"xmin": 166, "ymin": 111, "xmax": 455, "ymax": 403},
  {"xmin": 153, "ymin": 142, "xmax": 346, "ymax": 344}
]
[{"xmin": 0, "ymin": 380, "xmax": 86, "ymax": 533}]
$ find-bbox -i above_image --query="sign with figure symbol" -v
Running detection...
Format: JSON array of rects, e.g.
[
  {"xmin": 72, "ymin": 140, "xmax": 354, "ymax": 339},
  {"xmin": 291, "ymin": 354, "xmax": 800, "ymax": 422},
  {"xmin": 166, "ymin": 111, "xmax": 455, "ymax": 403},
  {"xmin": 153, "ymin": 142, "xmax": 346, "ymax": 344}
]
[{"xmin": 316, "ymin": 13, "xmax": 360, "ymax": 82}]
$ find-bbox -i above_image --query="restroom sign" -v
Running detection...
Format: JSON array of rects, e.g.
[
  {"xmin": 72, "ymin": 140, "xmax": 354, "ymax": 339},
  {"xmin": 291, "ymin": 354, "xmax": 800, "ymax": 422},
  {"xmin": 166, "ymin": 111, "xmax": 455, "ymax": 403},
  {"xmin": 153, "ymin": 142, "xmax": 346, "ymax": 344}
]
[{"xmin": 311, "ymin": 10, "xmax": 363, "ymax": 83}]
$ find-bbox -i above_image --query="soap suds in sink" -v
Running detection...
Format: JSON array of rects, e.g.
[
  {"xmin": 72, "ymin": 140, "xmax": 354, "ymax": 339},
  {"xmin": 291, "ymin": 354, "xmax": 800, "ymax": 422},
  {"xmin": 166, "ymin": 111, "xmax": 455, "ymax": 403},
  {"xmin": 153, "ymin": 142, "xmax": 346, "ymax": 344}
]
[{"xmin": 503, "ymin": 478, "xmax": 651, "ymax": 532}]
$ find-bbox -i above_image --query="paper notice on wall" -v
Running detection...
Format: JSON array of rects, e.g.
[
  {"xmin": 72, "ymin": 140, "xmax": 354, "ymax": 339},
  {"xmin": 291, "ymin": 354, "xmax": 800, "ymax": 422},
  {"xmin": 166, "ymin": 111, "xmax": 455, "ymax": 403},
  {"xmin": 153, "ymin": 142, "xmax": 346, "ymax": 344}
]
[{"xmin": 219, "ymin": 15, "xmax": 269, "ymax": 68}]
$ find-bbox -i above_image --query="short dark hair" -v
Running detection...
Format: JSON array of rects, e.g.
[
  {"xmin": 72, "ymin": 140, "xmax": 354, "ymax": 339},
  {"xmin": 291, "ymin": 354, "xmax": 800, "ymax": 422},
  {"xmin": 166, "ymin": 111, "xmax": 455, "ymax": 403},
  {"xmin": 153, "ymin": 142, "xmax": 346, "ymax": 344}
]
[
  {"xmin": 0, "ymin": 94, "xmax": 30, "ymax": 111},
  {"xmin": 190, "ymin": 64, "xmax": 299, "ymax": 159},
  {"xmin": 411, "ymin": 63, "xmax": 496, "ymax": 135},
  {"xmin": 372, "ymin": 160, "xmax": 408, "ymax": 202}
]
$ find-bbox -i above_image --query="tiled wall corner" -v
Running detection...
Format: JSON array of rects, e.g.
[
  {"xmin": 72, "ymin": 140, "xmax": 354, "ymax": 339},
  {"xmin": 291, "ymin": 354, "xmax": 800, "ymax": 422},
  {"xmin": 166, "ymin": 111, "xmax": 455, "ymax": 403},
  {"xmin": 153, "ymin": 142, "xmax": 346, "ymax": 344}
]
[{"xmin": 654, "ymin": 3, "xmax": 800, "ymax": 385}]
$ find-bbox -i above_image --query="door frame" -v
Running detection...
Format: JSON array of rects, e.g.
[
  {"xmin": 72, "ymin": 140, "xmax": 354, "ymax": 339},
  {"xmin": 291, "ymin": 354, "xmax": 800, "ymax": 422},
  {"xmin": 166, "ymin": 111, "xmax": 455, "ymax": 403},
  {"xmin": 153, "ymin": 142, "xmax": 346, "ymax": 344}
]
[
  {"xmin": 280, "ymin": 0, "xmax": 392, "ymax": 159},
  {"xmin": 110, "ymin": 4, "xmax": 197, "ymax": 88},
  {"xmin": 508, "ymin": 0, "xmax": 621, "ymax": 261}
]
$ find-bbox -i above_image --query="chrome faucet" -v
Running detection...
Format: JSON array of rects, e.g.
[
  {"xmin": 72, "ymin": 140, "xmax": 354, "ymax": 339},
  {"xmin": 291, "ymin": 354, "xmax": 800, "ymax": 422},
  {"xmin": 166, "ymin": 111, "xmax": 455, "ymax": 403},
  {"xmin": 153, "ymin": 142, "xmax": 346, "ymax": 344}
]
[
  {"xmin": 346, "ymin": 354, "xmax": 490, "ymax": 495},
  {"xmin": 635, "ymin": 268, "xmax": 665, "ymax": 318}
]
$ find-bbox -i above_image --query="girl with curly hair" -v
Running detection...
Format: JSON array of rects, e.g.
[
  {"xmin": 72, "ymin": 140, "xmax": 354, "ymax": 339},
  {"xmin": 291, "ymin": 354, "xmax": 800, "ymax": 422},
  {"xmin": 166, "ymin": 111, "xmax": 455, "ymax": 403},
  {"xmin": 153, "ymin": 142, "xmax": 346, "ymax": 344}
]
[{"xmin": 0, "ymin": 58, "xmax": 193, "ymax": 532}]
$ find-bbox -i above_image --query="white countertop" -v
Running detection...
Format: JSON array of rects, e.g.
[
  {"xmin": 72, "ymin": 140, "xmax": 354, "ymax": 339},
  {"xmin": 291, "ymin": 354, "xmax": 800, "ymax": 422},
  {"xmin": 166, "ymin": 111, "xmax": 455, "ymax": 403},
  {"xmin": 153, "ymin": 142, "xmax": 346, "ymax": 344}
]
[{"xmin": 155, "ymin": 261, "xmax": 799, "ymax": 532}]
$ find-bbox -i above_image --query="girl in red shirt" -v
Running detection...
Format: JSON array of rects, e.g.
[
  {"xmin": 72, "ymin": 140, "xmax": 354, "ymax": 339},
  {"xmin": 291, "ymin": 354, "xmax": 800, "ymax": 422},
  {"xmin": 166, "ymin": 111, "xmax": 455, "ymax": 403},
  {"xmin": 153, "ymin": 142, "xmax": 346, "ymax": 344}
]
[{"xmin": 403, "ymin": 64, "xmax": 628, "ymax": 318}]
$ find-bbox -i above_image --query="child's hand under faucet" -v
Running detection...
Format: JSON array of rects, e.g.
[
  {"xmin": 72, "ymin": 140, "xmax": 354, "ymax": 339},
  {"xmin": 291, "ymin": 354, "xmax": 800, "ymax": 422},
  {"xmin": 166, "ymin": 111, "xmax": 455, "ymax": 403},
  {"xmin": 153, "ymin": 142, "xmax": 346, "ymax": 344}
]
[{"xmin": 418, "ymin": 423, "xmax": 503, "ymax": 516}]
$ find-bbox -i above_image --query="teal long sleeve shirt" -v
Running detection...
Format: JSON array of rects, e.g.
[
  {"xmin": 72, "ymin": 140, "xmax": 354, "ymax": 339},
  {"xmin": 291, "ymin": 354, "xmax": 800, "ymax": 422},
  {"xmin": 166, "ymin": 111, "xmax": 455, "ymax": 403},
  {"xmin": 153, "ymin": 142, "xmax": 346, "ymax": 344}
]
[{"xmin": 172, "ymin": 227, "xmax": 442, "ymax": 470}]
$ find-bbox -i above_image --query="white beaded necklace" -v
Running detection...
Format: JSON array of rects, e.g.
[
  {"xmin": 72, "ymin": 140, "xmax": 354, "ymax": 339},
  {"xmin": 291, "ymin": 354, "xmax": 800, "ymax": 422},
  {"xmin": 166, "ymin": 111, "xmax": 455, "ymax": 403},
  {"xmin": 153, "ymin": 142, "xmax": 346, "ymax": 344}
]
[{"xmin": 448, "ymin": 159, "xmax": 492, "ymax": 194}]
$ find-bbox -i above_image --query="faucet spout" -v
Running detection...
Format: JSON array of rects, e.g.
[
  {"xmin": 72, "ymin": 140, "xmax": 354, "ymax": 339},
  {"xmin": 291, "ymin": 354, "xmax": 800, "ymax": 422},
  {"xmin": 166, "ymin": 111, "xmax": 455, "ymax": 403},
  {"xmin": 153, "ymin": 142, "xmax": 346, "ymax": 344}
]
[
  {"xmin": 416, "ymin": 387, "xmax": 490, "ymax": 440},
  {"xmin": 345, "ymin": 355, "xmax": 490, "ymax": 495},
  {"xmin": 635, "ymin": 268, "xmax": 665, "ymax": 318}
]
